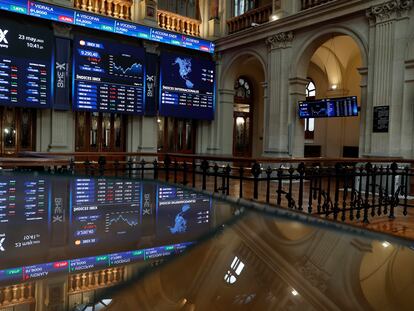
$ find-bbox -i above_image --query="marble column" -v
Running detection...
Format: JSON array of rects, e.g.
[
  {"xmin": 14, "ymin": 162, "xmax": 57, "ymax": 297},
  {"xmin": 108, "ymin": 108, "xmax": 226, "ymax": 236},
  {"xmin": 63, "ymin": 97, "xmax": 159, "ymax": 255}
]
[
  {"xmin": 358, "ymin": 67, "xmax": 369, "ymax": 156},
  {"xmin": 264, "ymin": 31, "xmax": 295, "ymax": 157},
  {"xmin": 202, "ymin": 52, "xmax": 234, "ymax": 155},
  {"xmin": 402, "ymin": 60, "xmax": 414, "ymax": 157},
  {"xmin": 365, "ymin": 0, "xmax": 413, "ymax": 157}
]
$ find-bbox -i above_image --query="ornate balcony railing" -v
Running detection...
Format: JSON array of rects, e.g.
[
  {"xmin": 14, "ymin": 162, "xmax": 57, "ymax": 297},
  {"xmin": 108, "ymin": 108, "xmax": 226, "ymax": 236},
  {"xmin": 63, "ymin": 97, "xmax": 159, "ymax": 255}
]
[
  {"xmin": 0, "ymin": 283, "xmax": 35, "ymax": 307},
  {"xmin": 157, "ymin": 9, "xmax": 201, "ymax": 37},
  {"xmin": 301, "ymin": 0, "xmax": 337, "ymax": 10},
  {"xmin": 74, "ymin": 0, "xmax": 133, "ymax": 20},
  {"xmin": 227, "ymin": 4, "xmax": 272, "ymax": 34},
  {"xmin": 68, "ymin": 267, "xmax": 126, "ymax": 294}
]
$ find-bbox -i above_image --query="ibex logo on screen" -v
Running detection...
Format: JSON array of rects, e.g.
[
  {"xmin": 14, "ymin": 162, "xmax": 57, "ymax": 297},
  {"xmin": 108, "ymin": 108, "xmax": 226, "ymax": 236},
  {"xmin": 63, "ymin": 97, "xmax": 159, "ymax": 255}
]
[{"xmin": 0, "ymin": 29, "xmax": 9, "ymax": 48}]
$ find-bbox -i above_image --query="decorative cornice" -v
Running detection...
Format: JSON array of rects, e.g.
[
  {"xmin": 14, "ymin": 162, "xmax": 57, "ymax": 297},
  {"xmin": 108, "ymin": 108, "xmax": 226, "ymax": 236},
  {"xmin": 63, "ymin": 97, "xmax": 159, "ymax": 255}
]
[
  {"xmin": 366, "ymin": 0, "xmax": 413, "ymax": 22},
  {"xmin": 266, "ymin": 31, "xmax": 294, "ymax": 50}
]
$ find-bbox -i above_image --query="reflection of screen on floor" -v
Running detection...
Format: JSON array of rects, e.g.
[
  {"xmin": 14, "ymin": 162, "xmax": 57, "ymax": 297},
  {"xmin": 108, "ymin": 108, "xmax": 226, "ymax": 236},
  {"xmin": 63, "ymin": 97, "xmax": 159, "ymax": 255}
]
[
  {"xmin": 157, "ymin": 195, "xmax": 211, "ymax": 238},
  {"xmin": 169, "ymin": 204, "xmax": 191, "ymax": 234}
]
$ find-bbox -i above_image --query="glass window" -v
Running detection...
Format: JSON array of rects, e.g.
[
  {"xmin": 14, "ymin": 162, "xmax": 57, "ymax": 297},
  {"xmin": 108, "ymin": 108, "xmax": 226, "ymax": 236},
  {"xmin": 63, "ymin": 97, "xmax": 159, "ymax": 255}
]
[
  {"xmin": 102, "ymin": 114, "xmax": 111, "ymax": 149},
  {"xmin": 114, "ymin": 114, "xmax": 122, "ymax": 149},
  {"xmin": 224, "ymin": 256, "xmax": 245, "ymax": 285},
  {"xmin": 234, "ymin": 77, "xmax": 251, "ymax": 99},
  {"xmin": 19, "ymin": 109, "xmax": 33, "ymax": 149},
  {"xmin": 234, "ymin": 0, "xmax": 255, "ymax": 17},
  {"xmin": 3, "ymin": 107, "xmax": 16, "ymax": 150},
  {"xmin": 90, "ymin": 113, "xmax": 99, "ymax": 149},
  {"xmin": 305, "ymin": 80, "xmax": 316, "ymax": 140},
  {"xmin": 157, "ymin": 117, "xmax": 164, "ymax": 152},
  {"xmin": 306, "ymin": 81, "xmax": 316, "ymax": 98}
]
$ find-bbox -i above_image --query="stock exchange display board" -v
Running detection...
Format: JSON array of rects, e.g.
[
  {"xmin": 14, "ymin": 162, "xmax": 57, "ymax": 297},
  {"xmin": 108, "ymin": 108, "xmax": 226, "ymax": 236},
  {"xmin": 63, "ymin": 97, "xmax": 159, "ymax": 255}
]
[
  {"xmin": 0, "ymin": 0, "xmax": 214, "ymax": 54},
  {"xmin": 73, "ymin": 36, "xmax": 145, "ymax": 114},
  {"xmin": 298, "ymin": 96, "xmax": 359, "ymax": 119},
  {"xmin": 159, "ymin": 52, "xmax": 215, "ymax": 120},
  {"xmin": 0, "ymin": 17, "xmax": 53, "ymax": 108}
]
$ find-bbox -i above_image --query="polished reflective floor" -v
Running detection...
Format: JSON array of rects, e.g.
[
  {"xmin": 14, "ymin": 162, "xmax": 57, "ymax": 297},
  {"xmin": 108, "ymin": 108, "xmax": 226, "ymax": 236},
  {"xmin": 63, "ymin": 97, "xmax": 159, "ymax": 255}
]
[{"xmin": 0, "ymin": 172, "xmax": 412, "ymax": 310}]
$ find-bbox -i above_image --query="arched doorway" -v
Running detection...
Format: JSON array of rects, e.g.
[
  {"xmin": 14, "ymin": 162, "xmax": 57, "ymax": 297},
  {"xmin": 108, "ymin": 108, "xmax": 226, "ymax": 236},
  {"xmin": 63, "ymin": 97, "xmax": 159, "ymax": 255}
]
[
  {"xmin": 220, "ymin": 51, "xmax": 266, "ymax": 158},
  {"xmin": 298, "ymin": 35, "xmax": 365, "ymax": 158},
  {"xmin": 233, "ymin": 76, "xmax": 253, "ymax": 157}
]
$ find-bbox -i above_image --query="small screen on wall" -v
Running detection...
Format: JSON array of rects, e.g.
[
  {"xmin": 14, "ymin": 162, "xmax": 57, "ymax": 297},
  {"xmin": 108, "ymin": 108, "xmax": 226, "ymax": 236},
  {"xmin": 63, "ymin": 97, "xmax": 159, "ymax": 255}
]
[
  {"xmin": 159, "ymin": 52, "xmax": 215, "ymax": 120},
  {"xmin": 298, "ymin": 96, "xmax": 359, "ymax": 119},
  {"xmin": 72, "ymin": 35, "xmax": 146, "ymax": 115},
  {"xmin": 0, "ymin": 17, "xmax": 53, "ymax": 109}
]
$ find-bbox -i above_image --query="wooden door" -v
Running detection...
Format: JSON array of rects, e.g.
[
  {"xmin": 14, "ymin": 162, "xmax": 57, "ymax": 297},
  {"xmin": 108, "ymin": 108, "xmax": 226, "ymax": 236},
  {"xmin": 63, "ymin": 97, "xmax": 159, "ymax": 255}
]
[
  {"xmin": 0, "ymin": 107, "xmax": 36, "ymax": 156},
  {"xmin": 233, "ymin": 111, "xmax": 252, "ymax": 158},
  {"xmin": 75, "ymin": 112, "xmax": 126, "ymax": 165},
  {"xmin": 158, "ymin": 117, "xmax": 196, "ymax": 154}
]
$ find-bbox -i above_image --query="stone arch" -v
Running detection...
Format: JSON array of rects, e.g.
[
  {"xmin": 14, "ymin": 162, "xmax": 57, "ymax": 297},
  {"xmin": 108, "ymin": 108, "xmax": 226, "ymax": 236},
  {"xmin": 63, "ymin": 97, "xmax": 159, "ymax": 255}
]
[
  {"xmin": 219, "ymin": 49, "xmax": 267, "ymax": 157},
  {"xmin": 220, "ymin": 49, "xmax": 267, "ymax": 91},
  {"xmin": 291, "ymin": 25, "xmax": 368, "ymax": 80},
  {"xmin": 289, "ymin": 25, "xmax": 368, "ymax": 157}
]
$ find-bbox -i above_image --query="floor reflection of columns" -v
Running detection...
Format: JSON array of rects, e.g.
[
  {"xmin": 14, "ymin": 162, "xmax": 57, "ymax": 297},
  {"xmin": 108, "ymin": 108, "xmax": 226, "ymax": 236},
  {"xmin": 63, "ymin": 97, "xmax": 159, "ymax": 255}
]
[
  {"xmin": 68, "ymin": 267, "xmax": 126, "ymax": 294},
  {"xmin": 0, "ymin": 282, "xmax": 35, "ymax": 307}
]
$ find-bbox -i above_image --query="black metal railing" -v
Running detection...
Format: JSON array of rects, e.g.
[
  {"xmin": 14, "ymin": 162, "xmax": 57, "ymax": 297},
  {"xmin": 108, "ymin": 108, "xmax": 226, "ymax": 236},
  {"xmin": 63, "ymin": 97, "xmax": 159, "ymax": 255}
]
[{"xmin": 11, "ymin": 152, "xmax": 414, "ymax": 224}]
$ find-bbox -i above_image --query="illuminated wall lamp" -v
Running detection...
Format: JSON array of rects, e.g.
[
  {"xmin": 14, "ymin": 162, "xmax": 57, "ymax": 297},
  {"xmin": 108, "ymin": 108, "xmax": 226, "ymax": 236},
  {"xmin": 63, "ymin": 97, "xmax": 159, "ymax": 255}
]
[{"xmin": 331, "ymin": 84, "xmax": 338, "ymax": 90}]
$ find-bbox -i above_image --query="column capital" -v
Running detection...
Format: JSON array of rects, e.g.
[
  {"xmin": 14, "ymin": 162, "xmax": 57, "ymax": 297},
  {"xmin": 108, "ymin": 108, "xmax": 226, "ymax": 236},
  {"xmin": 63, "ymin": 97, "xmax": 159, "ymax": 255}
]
[
  {"xmin": 266, "ymin": 31, "xmax": 294, "ymax": 50},
  {"xmin": 366, "ymin": 0, "xmax": 413, "ymax": 23}
]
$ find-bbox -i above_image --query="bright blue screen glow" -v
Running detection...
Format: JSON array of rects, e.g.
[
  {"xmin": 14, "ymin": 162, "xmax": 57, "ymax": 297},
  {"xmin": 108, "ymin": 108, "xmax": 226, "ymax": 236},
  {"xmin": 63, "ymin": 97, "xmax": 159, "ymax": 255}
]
[
  {"xmin": 0, "ymin": 0, "xmax": 215, "ymax": 54},
  {"xmin": 73, "ymin": 36, "xmax": 146, "ymax": 114},
  {"xmin": 299, "ymin": 96, "xmax": 359, "ymax": 119},
  {"xmin": 159, "ymin": 52, "xmax": 216, "ymax": 120}
]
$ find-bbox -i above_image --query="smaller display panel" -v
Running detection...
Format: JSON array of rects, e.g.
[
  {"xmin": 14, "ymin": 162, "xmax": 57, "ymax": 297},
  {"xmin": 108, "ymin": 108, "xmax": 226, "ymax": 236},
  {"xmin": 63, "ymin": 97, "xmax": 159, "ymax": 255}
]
[
  {"xmin": 73, "ymin": 36, "xmax": 145, "ymax": 114},
  {"xmin": 298, "ymin": 96, "xmax": 359, "ymax": 119},
  {"xmin": 159, "ymin": 52, "xmax": 215, "ymax": 120},
  {"xmin": 0, "ymin": 17, "xmax": 53, "ymax": 108}
]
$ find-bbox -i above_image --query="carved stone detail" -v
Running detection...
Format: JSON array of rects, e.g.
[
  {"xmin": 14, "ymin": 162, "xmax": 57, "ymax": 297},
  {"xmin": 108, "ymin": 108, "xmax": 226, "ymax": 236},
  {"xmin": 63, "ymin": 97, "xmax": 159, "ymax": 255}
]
[
  {"xmin": 367, "ymin": 0, "xmax": 413, "ymax": 22},
  {"xmin": 266, "ymin": 31, "xmax": 294, "ymax": 50},
  {"xmin": 296, "ymin": 260, "xmax": 330, "ymax": 292}
]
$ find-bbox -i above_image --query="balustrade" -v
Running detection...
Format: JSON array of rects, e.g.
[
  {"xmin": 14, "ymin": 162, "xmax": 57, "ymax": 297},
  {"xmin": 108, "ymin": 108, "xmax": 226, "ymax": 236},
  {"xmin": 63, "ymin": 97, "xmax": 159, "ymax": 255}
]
[
  {"xmin": 157, "ymin": 9, "xmax": 201, "ymax": 37},
  {"xmin": 68, "ymin": 267, "xmax": 126, "ymax": 293},
  {"xmin": 301, "ymin": 0, "xmax": 337, "ymax": 10},
  {"xmin": 227, "ymin": 4, "xmax": 272, "ymax": 35},
  {"xmin": 0, "ymin": 282, "xmax": 35, "ymax": 307},
  {"xmin": 74, "ymin": 0, "xmax": 133, "ymax": 20}
]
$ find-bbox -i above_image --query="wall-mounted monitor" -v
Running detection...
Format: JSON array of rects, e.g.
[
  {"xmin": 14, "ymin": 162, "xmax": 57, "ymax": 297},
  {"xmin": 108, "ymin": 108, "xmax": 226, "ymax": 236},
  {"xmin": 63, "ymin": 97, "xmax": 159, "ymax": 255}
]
[
  {"xmin": 0, "ymin": 18, "xmax": 53, "ymax": 109},
  {"xmin": 298, "ymin": 96, "xmax": 359, "ymax": 119},
  {"xmin": 159, "ymin": 52, "xmax": 215, "ymax": 120},
  {"xmin": 0, "ymin": 0, "xmax": 215, "ymax": 54},
  {"xmin": 73, "ymin": 35, "xmax": 145, "ymax": 115}
]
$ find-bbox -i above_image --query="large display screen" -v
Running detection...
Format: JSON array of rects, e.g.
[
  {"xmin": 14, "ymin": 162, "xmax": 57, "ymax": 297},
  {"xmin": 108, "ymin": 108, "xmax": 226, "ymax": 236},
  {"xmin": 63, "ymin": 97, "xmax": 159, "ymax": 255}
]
[
  {"xmin": 159, "ymin": 52, "xmax": 215, "ymax": 120},
  {"xmin": 298, "ymin": 96, "xmax": 359, "ymax": 119},
  {"xmin": 73, "ymin": 36, "xmax": 145, "ymax": 114},
  {"xmin": 0, "ymin": 0, "xmax": 214, "ymax": 54},
  {"xmin": 0, "ymin": 17, "xmax": 53, "ymax": 109}
]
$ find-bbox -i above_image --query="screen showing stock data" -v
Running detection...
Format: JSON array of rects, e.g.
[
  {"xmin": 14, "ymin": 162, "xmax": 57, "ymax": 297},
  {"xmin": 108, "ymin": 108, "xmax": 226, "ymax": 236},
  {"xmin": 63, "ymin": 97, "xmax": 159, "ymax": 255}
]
[
  {"xmin": 73, "ymin": 36, "xmax": 145, "ymax": 114},
  {"xmin": 298, "ymin": 96, "xmax": 359, "ymax": 119},
  {"xmin": 0, "ymin": 0, "xmax": 214, "ymax": 54},
  {"xmin": 0, "ymin": 17, "xmax": 53, "ymax": 108},
  {"xmin": 159, "ymin": 52, "xmax": 215, "ymax": 120},
  {"xmin": 0, "ymin": 174, "xmax": 215, "ymax": 284}
]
